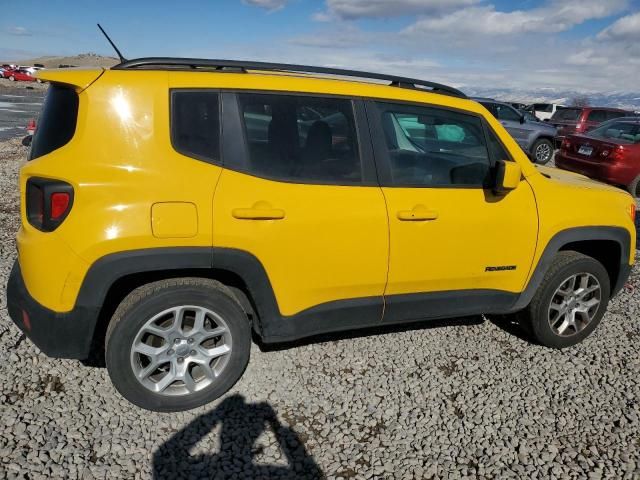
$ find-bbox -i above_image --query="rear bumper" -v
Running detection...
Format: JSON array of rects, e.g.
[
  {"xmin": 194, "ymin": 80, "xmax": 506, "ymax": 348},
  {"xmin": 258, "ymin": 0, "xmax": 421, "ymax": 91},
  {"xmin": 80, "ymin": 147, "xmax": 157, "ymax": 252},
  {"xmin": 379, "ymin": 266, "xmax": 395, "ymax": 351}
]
[
  {"xmin": 554, "ymin": 152, "xmax": 629, "ymax": 187},
  {"xmin": 6, "ymin": 260, "xmax": 98, "ymax": 359}
]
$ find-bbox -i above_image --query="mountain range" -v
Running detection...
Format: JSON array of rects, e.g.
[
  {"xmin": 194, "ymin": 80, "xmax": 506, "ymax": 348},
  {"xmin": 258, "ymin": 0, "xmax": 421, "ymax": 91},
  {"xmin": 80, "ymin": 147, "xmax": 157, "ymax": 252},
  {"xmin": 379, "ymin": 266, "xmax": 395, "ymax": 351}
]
[{"xmin": 465, "ymin": 87, "xmax": 640, "ymax": 112}]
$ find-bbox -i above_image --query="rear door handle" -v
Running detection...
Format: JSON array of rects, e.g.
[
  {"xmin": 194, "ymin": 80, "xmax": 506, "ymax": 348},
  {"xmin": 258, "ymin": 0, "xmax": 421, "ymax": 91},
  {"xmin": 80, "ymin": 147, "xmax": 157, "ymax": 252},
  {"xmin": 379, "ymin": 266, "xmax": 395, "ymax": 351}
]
[
  {"xmin": 232, "ymin": 202, "xmax": 285, "ymax": 220},
  {"xmin": 397, "ymin": 205, "xmax": 438, "ymax": 221}
]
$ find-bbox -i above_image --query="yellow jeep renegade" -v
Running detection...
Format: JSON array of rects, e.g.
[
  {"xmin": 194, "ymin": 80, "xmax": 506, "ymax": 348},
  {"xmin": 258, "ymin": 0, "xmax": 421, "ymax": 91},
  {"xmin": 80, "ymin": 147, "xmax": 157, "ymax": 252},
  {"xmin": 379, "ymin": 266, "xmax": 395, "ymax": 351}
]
[{"xmin": 6, "ymin": 58, "xmax": 636, "ymax": 411}]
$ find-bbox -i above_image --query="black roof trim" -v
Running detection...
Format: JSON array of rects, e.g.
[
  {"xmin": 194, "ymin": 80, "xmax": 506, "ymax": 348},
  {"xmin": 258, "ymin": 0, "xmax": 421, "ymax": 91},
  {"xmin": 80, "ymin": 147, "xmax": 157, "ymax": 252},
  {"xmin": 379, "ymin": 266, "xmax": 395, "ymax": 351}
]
[{"xmin": 112, "ymin": 57, "xmax": 467, "ymax": 98}]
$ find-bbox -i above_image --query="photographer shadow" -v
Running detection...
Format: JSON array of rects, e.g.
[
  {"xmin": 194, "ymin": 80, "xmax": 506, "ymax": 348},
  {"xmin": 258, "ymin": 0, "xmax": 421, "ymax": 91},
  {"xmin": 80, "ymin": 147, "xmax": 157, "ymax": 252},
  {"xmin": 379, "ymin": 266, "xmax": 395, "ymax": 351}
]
[{"xmin": 152, "ymin": 394, "xmax": 323, "ymax": 479}]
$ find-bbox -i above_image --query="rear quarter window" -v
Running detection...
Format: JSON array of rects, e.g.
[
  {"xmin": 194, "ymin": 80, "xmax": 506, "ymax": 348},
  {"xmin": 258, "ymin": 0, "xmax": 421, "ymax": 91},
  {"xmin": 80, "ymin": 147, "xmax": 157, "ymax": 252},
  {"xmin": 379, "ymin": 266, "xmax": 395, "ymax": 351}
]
[
  {"xmin": 170, "ymin": 90, "xmax": 221, "ymax": 164},
  {"xmin": 551, "ymin": 108, "xmax": 581, "ymax": 121},
  {"xmin": 29, "ymin": 85, "xmax": 79, "ymax": 160},
  {"xmin": 587, "ymin": 110, "xmax": 607, "ymax": 123}
]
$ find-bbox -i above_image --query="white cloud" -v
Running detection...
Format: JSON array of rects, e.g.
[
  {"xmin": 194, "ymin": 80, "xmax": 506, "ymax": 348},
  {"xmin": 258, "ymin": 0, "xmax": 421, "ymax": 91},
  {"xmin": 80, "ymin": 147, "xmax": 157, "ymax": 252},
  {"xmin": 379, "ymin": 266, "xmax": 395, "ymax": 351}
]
[
  {"xmin": 317, "ymin": 0, "xmax": 478, "ymax": 20},
  {"xmin": 405, "ymin": 0, "xmax": 628, "ymax": 36},
  {"xmin": 6, "ymin": 26, "xmax": 32, "ymax": 36},
  {"xmin": 567, "ymin": 49, "xmax": 609, "ymax": 67},
  {"xmin": 242, "ymin": 0, "xmax": 288, "ymax": 11},
  {"xmin": 597, "ymin": 11, "xmax": 640, "ymax": 41}
]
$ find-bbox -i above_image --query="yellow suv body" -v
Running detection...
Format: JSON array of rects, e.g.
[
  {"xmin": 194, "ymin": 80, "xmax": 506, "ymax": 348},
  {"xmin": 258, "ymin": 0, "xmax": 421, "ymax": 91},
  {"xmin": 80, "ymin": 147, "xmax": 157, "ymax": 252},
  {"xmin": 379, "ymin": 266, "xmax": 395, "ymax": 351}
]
[{"xmin": 6, "ymin": 59, "xmax": 636, "ymax": 411}]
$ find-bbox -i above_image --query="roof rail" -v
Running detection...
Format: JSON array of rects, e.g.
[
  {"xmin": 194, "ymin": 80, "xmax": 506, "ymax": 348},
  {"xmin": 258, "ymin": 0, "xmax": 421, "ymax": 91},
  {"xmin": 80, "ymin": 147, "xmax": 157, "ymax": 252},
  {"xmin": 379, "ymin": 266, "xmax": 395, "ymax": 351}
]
[{"xmin": 112, "ymin": 57, "xmax": 467, "ymax": 98}]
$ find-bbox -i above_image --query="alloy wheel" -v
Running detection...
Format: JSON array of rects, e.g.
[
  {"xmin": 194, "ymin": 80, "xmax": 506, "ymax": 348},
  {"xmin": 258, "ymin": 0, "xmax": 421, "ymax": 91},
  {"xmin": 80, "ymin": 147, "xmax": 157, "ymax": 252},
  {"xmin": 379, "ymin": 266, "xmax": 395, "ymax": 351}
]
[
  {"xmin": 535, "ymin": 142, "xmax": 552, "ymax": 163},
  {"xmin": 130, "ymin": 305, "xmax": 232, "ymax": 396},
  {"xmin": 548, "ymin": 273, "xmax": 601, "ymax": 337}
]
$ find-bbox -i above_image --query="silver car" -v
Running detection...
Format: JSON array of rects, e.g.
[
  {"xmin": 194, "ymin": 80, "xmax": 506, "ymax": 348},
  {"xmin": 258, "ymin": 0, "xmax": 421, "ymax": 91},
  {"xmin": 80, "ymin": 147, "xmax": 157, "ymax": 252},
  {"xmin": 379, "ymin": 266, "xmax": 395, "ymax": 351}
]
[{"xmin": 474, "ymin": 98, "xmax": 557, "ymax": 164}]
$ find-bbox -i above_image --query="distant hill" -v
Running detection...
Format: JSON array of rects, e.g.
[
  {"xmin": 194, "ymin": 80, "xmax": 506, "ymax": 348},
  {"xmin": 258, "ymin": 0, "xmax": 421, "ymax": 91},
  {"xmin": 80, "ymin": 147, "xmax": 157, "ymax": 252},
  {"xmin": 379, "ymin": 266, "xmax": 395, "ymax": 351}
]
[
  {"xmin": 13, "ymin": 53, "xmax": 119, "ymax": 69},
  {"xmin": 465, "ymin": 86, "xmax": 640, "ymax": 112}
]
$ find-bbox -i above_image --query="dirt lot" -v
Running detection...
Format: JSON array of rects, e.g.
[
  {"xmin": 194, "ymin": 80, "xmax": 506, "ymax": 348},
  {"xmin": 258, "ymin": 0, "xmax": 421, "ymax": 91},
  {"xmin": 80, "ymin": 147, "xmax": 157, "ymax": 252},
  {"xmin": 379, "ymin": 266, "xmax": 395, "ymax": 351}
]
[{"xmin": 1, "ymin": 135, "xmax": 640, "ymax": 478}]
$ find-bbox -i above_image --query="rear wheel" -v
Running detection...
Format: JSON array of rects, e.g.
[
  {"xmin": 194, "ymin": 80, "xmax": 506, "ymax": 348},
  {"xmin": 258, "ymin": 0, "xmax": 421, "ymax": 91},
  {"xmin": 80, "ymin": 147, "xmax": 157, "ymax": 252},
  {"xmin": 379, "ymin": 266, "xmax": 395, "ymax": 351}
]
[
  {"xmin": 105, "ymin": 278, "xmax": 251, "ymax": 412},
  {"xmin": 628, "ymin": 175, "xmax": 640, "ymax": 198},
  {"xmin": 531, "ymin": 138, "xmax": 554, "ymax": 164},
  {"xmin": 519, "ymin": 251, "xmax": 610, "ymax": 349}
]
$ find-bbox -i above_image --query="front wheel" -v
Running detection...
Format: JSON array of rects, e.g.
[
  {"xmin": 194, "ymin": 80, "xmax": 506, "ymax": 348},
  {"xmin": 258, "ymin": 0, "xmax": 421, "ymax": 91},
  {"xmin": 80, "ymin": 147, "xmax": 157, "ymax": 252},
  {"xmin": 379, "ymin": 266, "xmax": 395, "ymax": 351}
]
[
  {"xmin": 531, "ymin": 138, "xmax": 554, "ymax": 164},
  {"xmin": 105, "ymin": 278, "xmax": 251, "ymax": 412},
  {"xmin": 8, "ymin": 75, "xmax": 15, "ymax": 81},
  {"xmin": 519, "ymin": 251, "xmax": 610, "ymax": 349}
]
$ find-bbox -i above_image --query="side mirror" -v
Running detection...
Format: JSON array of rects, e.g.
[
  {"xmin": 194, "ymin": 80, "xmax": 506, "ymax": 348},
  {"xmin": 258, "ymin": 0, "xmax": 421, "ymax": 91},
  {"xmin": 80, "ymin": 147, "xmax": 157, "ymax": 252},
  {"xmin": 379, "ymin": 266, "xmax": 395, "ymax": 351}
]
[
  {"xmin": 519, "ymin": 115, "xmax": 525, "ymax": 124},
  {"xmin": 21, "ymin": 135, "xmax": 32, "ymax": 147},
  {"xmin": 494, "ymin": 160, "xmax": 521, "ymax": 194}
]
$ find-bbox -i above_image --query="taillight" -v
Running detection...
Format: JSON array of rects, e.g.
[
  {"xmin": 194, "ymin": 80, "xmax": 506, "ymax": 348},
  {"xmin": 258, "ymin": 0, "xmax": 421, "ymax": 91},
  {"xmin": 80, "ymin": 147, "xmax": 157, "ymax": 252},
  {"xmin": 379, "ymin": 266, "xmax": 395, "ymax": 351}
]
[
  {"xmin": 561, "ymin": 138, "xmax": 571, "ymax": 150},
  {"xmin": 612, "ymin": 145, "xmax": 625, "ymax": 162},
  {"xmin": 25, "ymin": 177, "xmax": 74, "ymax": 231},
  {"xmin": 50, "ymin": 192, "xmax": 71, "ymax": 219}
]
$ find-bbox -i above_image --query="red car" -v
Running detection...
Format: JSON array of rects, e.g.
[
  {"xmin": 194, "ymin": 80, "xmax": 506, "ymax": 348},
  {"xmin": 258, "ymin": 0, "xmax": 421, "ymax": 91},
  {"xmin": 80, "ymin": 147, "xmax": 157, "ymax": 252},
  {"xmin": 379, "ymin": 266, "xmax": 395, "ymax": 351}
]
[
  {"xmin": 555, "ymin": 117, "xmax": 640, "ymax": 197},
  {"xmin": 4, "ymin": 68, "xmax": 36, "ymax": 82},
  {"xmin": 550, "ymin": 106, "xmax": 631, "ymax": 146}
]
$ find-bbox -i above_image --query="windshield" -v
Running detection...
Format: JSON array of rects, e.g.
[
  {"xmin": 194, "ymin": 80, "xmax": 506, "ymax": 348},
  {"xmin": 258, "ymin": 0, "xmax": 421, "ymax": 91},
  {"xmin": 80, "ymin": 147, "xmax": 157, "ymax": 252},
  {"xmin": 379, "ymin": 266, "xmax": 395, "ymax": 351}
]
[
  {"xmin": 551, "ymin": 108, "xmax": 581, "ymax": 121},
  {"xmin": 589, "ymin": 121, "xmax": 640, "ymax": 143}
]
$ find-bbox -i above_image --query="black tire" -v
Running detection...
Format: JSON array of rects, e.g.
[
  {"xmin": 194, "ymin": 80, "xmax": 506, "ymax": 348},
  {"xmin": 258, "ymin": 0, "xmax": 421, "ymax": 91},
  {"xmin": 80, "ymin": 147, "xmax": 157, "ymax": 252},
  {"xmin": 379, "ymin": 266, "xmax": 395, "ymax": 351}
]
[
  {"xmin": 105, "ymin": 277, "xmax": 251, "ymax": 412},
  {"xmin": 519, "ymin": 251, "xmax": 610, "ymax": 349},
  {"xmin": 627, "ymin": 175, "xmax": 640, "ymax": 198},
  {"xmin": 531, "ymin": 138, "xmax": 554, "ymax": 164}
]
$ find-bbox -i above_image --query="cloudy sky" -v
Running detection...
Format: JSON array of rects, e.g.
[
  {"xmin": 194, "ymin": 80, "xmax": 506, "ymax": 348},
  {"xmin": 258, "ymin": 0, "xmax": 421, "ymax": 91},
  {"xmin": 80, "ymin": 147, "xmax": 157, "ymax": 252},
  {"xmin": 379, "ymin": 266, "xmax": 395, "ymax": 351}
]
[{"xmin": 1, "ymin": 0, "xmax": 639, "ymax": 92}]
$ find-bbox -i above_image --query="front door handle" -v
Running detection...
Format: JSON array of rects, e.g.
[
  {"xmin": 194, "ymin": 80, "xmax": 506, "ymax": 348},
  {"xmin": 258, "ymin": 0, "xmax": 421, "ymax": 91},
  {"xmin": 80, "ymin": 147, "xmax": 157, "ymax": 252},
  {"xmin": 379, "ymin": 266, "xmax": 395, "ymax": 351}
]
[
  {"xmin": 232, "ymin": 202, "xmax": 285, "ymax": 220},
  {"xmin": 397, "ymin": 205, "xmax": 438, "ymax": 221}
]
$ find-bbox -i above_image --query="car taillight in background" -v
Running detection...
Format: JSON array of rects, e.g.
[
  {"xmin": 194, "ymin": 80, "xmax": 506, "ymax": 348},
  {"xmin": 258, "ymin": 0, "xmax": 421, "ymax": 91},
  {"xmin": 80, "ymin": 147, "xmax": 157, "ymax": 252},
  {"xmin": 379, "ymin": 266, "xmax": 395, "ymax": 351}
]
[
  {"xmin": 27, "ymin": 119, "xmax": 36, "ymax": 135},
  {"xmin": 561, "ymin": 138, "xmax": 571, "ymax": 150},
  {"xmin": 600, "ymin": 145, "xmax": 625, "ymax": 162},
  {"xmin": 25, "ymin": 177, "xmax": 74, "ymax": 231}
]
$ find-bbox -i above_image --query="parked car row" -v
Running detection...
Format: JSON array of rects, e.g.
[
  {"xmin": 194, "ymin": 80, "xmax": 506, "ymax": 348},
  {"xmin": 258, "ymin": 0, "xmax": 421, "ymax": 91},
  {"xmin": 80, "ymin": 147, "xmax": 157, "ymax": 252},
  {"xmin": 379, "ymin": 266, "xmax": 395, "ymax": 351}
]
[
  {"xmin": 548, "ymin": 106, "xmax": 631, "ymax": 146},
  {"xmin": 0, "ymin": 64, "xmax": 44, "ymax": 83},
  {"xmin": 474, "ymin": 98, "xmax": 557, "ymax": 164},
  {"xmin": 474, "ymin": 97, "xmax": 640, "ymax": 196}
]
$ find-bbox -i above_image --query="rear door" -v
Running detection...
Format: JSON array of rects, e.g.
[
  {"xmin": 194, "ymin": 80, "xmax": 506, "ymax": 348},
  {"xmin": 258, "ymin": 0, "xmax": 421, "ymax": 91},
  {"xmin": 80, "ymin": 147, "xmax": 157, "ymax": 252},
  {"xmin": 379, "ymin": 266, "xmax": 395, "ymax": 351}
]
[{"xmin": 213, "ymin": 92, "xmax": 389, "ymax": 326}]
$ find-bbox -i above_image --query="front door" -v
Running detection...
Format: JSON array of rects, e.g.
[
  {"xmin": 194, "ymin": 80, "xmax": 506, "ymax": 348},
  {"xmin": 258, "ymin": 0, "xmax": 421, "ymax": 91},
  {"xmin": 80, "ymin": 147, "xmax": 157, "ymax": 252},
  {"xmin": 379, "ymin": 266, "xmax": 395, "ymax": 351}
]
[
  {"xmin": 213, "ymin": 92, "xmax": 389, "ymax": 333},
  {"xmin": 367, "ymin": 100, "xmax": 538, "ymax": 323}
]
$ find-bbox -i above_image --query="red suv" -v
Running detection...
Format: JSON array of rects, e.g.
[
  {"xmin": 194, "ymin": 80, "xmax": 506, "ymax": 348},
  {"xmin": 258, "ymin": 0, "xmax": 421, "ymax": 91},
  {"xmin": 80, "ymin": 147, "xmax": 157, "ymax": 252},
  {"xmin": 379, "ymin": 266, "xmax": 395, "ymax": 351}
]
[
  {"xmin": 550, "ymin": 107, "xmax": 631, "ymax": 145},
  {"xmin": 555, "ymin": 117, "xmax": 640, "ymax": 197}
]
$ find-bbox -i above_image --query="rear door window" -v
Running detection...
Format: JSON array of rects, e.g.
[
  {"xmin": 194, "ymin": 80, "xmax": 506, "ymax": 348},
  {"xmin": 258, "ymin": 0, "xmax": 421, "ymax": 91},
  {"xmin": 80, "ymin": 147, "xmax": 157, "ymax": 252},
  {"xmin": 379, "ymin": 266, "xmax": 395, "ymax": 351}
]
[
  {"xmin": 237, "ymin": 93, "xmax": 362, "ymax": 184},
  {"xmin": 29, "ymin": 85, "xmax": 79, "ymax": 160}
]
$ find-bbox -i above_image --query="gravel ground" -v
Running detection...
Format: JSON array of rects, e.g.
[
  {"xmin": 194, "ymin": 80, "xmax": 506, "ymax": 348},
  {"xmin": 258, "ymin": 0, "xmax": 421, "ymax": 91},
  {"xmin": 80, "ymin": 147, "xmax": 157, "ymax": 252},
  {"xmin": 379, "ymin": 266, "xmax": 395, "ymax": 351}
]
[
  {"xmin": 1, "ymin": 138, "xmax": 640, "ymax": 479},
  {"xmin": 0, "ymin": 80, "xmax": 46, "ymax": 141}
]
